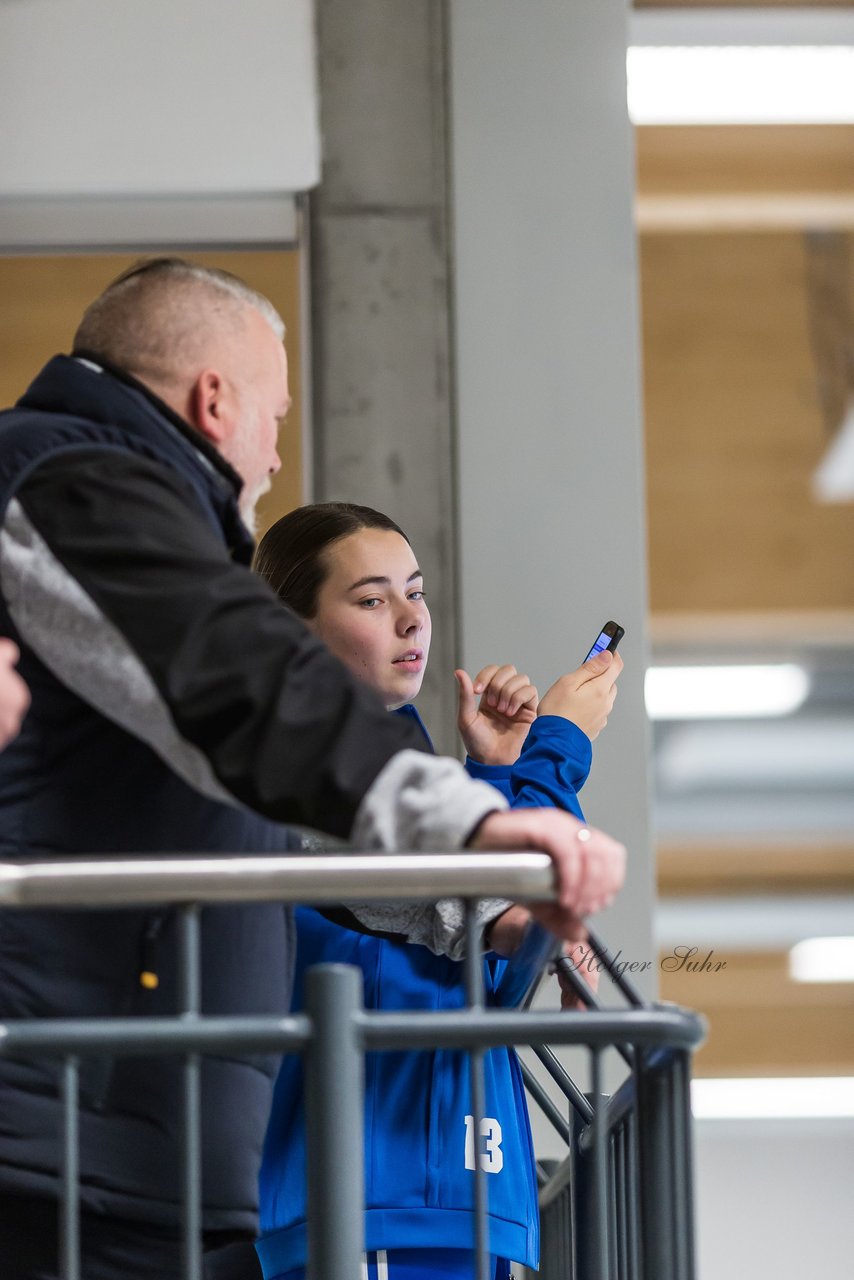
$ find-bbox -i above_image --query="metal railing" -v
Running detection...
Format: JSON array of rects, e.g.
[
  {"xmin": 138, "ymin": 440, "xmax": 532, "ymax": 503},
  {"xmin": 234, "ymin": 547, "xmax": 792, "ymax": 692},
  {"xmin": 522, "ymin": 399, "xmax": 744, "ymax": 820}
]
[
  {"xmin": 526, "ymin": 933, "xmax": 701, "ymax": 1280},
  {"xmin": 0, "ymin": 853, "xmax": 705, "ymax": 1280}
]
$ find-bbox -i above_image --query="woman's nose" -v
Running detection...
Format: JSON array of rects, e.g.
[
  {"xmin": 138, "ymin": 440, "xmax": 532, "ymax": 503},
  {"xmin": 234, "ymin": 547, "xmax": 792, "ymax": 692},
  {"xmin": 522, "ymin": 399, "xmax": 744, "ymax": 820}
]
[{"xmin": 398, "ymin": 606, "xmax": 421, "ymax": 635}]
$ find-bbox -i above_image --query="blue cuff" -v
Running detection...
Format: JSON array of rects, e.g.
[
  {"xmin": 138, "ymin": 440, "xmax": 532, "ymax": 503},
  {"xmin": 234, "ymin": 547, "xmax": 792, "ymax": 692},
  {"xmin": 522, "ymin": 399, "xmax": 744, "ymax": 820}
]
[{"xmin": 464, "ymin": 755, "xmax": 513, "ymax": 781}]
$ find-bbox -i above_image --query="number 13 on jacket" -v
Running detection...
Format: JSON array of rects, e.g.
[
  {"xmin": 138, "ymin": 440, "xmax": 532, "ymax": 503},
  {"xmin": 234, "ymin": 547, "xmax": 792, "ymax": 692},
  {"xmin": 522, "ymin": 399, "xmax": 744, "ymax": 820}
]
[{"xmin": 464, "ymin": 1116, "xmax": 504, "ymax": 1173}]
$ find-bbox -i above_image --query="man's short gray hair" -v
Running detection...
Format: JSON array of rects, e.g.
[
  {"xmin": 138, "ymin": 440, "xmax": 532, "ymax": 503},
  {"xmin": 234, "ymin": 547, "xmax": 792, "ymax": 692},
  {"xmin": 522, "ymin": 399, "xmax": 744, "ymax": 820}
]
[{"xmin": 72, "ymin": 257, "xmax": 285, "ymax": 384}]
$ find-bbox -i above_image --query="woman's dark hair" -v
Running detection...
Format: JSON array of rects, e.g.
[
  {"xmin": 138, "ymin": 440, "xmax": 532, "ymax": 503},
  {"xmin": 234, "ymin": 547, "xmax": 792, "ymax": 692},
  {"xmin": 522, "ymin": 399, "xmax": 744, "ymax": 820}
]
[{"xmin": 254, "ymin": 502, "xmax": 410, "ymax": 618}]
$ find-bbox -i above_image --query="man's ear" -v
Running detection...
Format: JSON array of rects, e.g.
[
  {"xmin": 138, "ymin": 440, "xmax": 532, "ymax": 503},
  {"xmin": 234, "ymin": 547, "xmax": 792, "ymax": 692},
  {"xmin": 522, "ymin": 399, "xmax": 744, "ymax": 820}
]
[{"xmin": 189, "ymin": 369, "xmax": 227, "ymax": 445}]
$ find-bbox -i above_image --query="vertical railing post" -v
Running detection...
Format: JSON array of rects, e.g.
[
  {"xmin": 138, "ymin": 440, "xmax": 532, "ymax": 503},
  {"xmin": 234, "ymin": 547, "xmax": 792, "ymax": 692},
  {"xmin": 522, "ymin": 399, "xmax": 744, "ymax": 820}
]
[
  {"xmin": 574, "ymin": 1077, "xmax": 611, "ymax": 1280},
  {"xmin": 60, "ymin": 1054, "xmax": 81, "ymax": 1280},
  {"xmin": 590, "ymin": 1049, "xmax": 611, "ymax": 1280},
  {"xmin": 636, "ymin": 1048, "xmax": 697, "ymax": 1280},
  {"xmin": 671, "ymin": 1050, "xmax": 697, "ymax": 1280},
  {"xmin": 179, "ymin": 904, "xmax": 202, "ymax": 1280},
  {"xmin": 566, "ymin": 1096, "xmax": 590, "ymax": 1278},
  {"xmin": 305, "ymin": 963, "xmax": 365, "ymax": 1280},
  {"xmin": 464, "ymin": 900, "xmax": 489, "ymax": 1280},
  {"xmin": 625, "ymin": 1109, "xmax": 641, "ymax": 1280},
  {"xmin": 613, "ymin": 1123, "xmax": 627, "ymax": 1279}
]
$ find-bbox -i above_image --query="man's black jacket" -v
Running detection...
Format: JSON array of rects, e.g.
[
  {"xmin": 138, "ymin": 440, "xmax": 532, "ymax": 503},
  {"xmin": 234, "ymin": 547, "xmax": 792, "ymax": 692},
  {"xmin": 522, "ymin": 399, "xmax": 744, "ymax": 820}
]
[{"xmin": 0, "ymin": 356, "xmax": 503, "ymax": 1230}]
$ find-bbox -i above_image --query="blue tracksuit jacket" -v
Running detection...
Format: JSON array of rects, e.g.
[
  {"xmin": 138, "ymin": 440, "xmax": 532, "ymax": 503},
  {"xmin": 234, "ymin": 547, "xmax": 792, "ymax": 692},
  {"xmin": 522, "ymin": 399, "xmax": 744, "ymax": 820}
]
[{"xmin": 257, "ymin": 707, "xmax": 592, "ymax": 1277}]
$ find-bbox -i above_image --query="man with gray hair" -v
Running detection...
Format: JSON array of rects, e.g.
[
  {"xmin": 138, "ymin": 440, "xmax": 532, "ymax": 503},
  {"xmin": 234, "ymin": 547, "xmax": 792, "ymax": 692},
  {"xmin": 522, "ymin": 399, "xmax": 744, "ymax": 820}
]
[
  {"xmin": 0, "ymin": 258, "xmax": 624, "ymax": 1278},
  {"xmin": 71, "ymin": 257, "xmax": 289, "ymax": 533}
]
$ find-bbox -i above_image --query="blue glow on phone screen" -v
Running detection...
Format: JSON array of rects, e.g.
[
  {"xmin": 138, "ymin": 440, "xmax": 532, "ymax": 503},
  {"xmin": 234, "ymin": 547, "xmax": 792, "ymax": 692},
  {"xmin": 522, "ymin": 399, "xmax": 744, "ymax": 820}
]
[{"xmin": 588, "ymin": 632, "xmax": 610, "ymax": 657}]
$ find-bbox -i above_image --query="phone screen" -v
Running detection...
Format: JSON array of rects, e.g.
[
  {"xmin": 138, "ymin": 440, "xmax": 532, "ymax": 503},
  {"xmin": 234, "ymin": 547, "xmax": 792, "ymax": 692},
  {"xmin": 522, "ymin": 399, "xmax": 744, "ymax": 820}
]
[
  {"xmin": 583, "ymin": 621, "xmax": 624, "ymax": 663},
  {"xmin": 586, "ymin": 629, "xmax": 615, "ymax": 661}
]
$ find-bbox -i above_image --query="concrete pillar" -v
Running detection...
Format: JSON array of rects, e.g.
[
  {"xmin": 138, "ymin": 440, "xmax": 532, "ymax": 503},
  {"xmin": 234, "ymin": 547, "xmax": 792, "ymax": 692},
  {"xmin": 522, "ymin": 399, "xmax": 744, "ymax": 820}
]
[
  {"xmin": 313, "ymin": 0, "xmax": 656, "ymax": 1035},
  {"xmin": 310, "ymin": 0, "xmax": 459, "ymax": 752},
  {"xmin": 449, "ymin": 0, "xmax": 656, "ymax": 1027}
]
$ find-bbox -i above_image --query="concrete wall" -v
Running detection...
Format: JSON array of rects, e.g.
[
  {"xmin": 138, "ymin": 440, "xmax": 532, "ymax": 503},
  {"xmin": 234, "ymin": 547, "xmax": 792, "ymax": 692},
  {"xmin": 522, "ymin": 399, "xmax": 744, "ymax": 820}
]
[
  {"xmin": 694, "ymin": 1119, "xmax": 854, "ymax": 1280},
  {"xmin": 449, "ymin": 0, "xmax": 656, "ymax": 1003}
]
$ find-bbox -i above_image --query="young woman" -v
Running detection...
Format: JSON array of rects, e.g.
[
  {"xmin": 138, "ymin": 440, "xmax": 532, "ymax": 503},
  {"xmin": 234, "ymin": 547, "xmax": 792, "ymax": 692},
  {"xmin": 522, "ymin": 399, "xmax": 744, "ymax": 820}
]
[{"xmin": 252, "ymin": 503, "xmax": 621, "ymax": 1280}]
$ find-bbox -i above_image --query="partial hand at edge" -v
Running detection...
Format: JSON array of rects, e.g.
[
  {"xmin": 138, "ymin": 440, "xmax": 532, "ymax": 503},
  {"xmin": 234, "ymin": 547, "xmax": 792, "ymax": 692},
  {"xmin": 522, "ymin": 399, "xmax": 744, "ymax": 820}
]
[{"xmin": 0, "ymin": 638, "xmax": 30, "ymax": 751}]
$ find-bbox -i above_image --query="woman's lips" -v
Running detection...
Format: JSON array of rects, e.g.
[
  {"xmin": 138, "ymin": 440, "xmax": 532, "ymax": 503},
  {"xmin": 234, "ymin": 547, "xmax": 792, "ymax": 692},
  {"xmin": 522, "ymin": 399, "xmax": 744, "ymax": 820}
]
[{"xmin": 393, "ymin": 650, "xmax": 423, "ymax": 672}]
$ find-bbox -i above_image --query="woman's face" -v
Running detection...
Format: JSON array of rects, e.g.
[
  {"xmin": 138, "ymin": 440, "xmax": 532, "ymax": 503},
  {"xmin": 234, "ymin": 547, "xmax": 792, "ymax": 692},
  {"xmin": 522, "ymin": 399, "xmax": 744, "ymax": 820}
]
[{"xmin": 310, "ymin": 527, "xmax": 432, "ymax": 708}]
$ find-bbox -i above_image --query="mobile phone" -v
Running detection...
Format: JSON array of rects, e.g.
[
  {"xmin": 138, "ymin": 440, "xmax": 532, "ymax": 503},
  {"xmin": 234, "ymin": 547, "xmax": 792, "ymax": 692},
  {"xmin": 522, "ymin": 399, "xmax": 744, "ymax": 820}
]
[{"xmin": 583, "ymin": 620, "xmax": 624, "ymax": 663}]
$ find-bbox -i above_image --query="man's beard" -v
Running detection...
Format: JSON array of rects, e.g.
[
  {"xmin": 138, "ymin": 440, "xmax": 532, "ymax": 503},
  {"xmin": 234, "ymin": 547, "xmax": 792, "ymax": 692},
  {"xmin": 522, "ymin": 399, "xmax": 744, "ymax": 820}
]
[{"xmin": 239, "ymin": 476, "xmax": 272, "ymax": 537}]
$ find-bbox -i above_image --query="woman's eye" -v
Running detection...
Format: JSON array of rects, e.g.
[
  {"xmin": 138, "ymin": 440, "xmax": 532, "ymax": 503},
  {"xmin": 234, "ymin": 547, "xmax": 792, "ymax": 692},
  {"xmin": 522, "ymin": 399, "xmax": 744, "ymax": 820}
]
[
  {"xmin": 359, "ymin": 598, "xmax": 381, "ymax": 609},
  {"xmin": 408, "ymin": 591, "xmax": 424, "ymax": 602}
]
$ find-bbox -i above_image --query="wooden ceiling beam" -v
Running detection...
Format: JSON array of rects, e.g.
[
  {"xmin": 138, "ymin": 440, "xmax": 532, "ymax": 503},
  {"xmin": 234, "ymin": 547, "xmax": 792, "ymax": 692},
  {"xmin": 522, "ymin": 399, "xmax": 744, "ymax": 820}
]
[
  {"xmin": 648, "ymin": 610, "xmax": 854, "ymax": 647},
  {"xmin": 637, "ymin": 125, "xmax": 854, "ymax": 199},
  {"xmin": 659, "ymin": 949, "xmax": 854, "ymax": 1076},
  {"xmin": 637, "ymin": 193, "xmax": 854, "ymax": 233},
  {"xmin": 637, "ymin": 124, "xmax": 854, "ymax": 230},
  {"xmin": 658, "ymin": 841, "xmax": 854, "ymax": 896}
]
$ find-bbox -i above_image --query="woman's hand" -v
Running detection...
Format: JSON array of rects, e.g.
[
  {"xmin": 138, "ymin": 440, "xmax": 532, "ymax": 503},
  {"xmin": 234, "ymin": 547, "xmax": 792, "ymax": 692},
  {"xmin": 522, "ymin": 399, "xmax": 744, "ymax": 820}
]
[
  {"xmin": 483, "ymin": 903, "xmax": 533, "ymax": 957},
  {"xmin": 484, "ymin": 911, "xmax": 602, "ymax": 1011},
  {"xmin": 555, "ymin": 939, "xmax": 600, "ymax": 1011},
  {"xmin": 455, "ymin": 664, "xmax": 539, "ymax": 766},
  {"xmin": 537, "ymin": 649, "xmax": 623, "ymax": 741}
]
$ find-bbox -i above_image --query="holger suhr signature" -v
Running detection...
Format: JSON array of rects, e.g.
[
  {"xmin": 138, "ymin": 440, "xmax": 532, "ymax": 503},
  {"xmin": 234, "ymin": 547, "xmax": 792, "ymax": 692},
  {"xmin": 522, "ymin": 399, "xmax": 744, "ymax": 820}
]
[{"xmin": 566, "ymin": 945, "xmax": 727, "ymax": 977}]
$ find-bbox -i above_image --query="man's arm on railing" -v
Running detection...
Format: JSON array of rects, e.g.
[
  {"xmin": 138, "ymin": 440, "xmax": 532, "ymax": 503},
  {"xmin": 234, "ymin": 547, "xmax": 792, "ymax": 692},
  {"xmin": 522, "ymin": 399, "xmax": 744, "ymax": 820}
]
[{"xmin": 3, "ymin": 457, "xmax": 625, "ymax": 956}]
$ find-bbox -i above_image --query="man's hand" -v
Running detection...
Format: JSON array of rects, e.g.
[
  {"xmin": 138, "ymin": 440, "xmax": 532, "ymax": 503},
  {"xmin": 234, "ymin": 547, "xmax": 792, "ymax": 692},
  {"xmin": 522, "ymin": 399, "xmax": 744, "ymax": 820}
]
[
  {"xmin": 537, "ymin": 649, "xmax": 623, "ymax": 741},
  {"xmin": 455, "ymin": 664, "xmax": 539, "ymax": 766},
  {"xmin": 0, "ymin": 639, "xmax": 29, "ymax": 751},
  {"xmin": 469, "ymin": 808, "xmax": 626, "ymax": 932}
]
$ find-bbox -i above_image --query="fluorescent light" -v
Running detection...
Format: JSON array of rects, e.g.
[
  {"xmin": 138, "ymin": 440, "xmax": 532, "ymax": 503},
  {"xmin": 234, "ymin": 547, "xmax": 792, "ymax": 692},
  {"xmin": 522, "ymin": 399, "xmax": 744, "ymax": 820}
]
[
  {"xmin": 692, "ymin": 1076, "xmax": 854, "ymax": 1120},
  {"xmin": 790, "ymin": 936, "xmax": 854, "ymax": 983},
  {"xmin": 628, "ymin": 46, "xmax": 854, "ymax": 125},
  {"xmin": 645, "ymin": 664, "xmax": 809, "ymax": 721}
]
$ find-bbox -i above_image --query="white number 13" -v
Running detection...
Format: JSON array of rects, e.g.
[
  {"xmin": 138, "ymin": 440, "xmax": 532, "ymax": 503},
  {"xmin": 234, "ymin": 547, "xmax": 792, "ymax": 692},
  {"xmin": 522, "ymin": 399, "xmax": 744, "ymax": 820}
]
[{"xmin": 464, "ymin": 1115, "xmax": 504, "ymax": 1173}]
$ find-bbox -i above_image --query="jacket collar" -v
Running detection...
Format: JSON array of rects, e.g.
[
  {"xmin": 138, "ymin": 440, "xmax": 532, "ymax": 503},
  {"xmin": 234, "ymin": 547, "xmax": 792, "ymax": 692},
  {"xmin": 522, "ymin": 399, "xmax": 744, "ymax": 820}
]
[
  {"xmin": 18, "ymin": 353, "xmax": 244, "ymax": 498},
  {"xmin": 392, "ymin": 703, "xmax": 434, "ymax": 752}
]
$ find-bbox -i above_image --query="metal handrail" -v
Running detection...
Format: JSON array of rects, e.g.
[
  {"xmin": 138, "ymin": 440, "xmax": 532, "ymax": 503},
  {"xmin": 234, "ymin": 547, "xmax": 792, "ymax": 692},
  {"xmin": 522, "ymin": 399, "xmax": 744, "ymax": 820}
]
[
  {"xmin": 0, "ymin": 1007, "xmax": 705, "ymax": 1059},
  {"xmin": 0, "ymin": 851, "xmax": 555, "ymax": 907},
  {"xmin": 0, "ymin": 854, "xmax": 704, "ymax": 1280}
]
